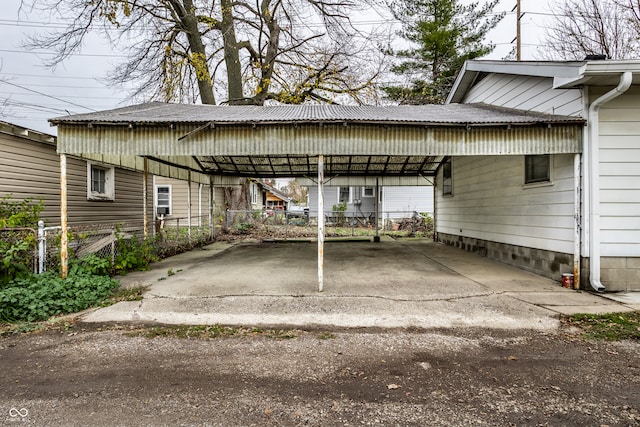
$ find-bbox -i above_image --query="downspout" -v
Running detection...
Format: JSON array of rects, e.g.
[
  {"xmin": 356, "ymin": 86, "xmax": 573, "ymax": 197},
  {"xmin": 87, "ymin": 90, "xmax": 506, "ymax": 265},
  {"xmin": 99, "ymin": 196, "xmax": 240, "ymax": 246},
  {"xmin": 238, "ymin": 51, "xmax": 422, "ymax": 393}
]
[{"xmin": 587, "ymin": 71, "xmax": 632, "ymax": 292}]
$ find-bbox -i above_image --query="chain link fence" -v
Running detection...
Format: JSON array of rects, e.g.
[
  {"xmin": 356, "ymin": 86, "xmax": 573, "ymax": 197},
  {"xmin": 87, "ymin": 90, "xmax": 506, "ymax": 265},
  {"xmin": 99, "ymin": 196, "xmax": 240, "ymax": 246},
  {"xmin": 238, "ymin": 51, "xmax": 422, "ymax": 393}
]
[
  {"xmin": 1, "ymin": 210, "xmax": 432, "ymax": 277},
  {"xmin": 219, "ymin": 209, "xmax": 433, "ymax": 239}
]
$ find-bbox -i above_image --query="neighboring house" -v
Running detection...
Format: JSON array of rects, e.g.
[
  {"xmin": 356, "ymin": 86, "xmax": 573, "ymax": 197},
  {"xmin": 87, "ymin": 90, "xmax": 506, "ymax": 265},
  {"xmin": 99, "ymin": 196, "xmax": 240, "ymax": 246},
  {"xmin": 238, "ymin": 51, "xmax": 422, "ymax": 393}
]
[
  {"xmin": 307, "ymin": 186, "xmax": 434, "ymax": 220},
  {"xmin": 153, "ymin": 176, "xmax": 224, "ymax": 223},
  {"xmin": 443, "ymin": 59, "xmax": 640, "ymax": 292},
  {"xmin": 0, "ymin": 120, "xmax": 152, "ymax": 226},
  {"xmin": 249, "ymin": 179, "xmax": 292, "ymax": 211}
]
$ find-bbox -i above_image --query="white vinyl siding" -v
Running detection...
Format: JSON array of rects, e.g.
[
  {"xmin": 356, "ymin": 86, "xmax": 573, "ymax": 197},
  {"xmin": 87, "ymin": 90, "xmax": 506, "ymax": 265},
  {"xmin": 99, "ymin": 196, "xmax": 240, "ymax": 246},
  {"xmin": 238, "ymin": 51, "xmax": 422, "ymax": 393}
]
[
  {"xmin": 463, "ymin": 74, "xmax": 584, "ymax": 117},
  {"xmin": 435, "ymin": 154, "xmax": 576, "ymax": 254},
  {"xmin": 381, "ymin": 187, "xmax": 434, "ymax": 219},
  {"xmin": 596, "ymin": 87, "xmax": 640, "ymax": 257},
  {"xmin": 308, "ymin": 185, "xmax": 433, "ymax": 218}
]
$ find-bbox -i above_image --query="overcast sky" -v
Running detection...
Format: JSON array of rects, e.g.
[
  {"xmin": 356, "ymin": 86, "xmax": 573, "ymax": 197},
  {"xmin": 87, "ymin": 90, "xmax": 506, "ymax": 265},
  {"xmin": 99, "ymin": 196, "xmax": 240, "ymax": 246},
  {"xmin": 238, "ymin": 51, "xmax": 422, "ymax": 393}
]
[{"xmin": 0, "ymin": 0, "xmax": 554, "ymax": 135}]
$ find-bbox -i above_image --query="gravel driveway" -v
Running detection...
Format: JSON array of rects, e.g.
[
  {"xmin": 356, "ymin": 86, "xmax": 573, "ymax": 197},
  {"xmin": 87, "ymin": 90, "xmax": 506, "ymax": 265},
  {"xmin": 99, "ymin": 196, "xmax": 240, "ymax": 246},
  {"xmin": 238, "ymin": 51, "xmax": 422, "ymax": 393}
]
[{"xmin": 2, "ymin": 323, "xmax": 639, "ymax": 426}]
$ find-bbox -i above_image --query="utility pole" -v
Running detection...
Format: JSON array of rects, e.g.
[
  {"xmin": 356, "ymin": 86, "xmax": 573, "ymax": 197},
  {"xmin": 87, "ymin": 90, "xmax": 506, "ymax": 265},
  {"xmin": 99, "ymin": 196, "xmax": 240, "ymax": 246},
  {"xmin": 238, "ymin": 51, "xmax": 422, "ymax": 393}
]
[{"xmin": 511, "ymin": 0, "xmax": 522, "ymax": 60}]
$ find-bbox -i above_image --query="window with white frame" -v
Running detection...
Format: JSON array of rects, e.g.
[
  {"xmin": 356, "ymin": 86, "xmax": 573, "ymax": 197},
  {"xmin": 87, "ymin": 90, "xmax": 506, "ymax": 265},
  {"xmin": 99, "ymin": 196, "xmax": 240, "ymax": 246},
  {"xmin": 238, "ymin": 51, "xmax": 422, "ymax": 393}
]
[
  {"xmin": 87, "ymin": 162, "xmax": 115, "ymax": 201},
  {"xmin": 338, "ymin": 187, "xmax": 351, "ymax": 204},
  {"xmin": 362, "ymin": 186, "xmax": 374, "ymax": 197},
  {"xmin": 155, "ymin": 185, "xmax": 172, "ymax": 215},
  {"xmin": 250, "ymin": 183, "xmax": 259, "ymax": 205},
  {"xmin": 524, "ymin": 155, "xmax": 551, "ymax": 184}
]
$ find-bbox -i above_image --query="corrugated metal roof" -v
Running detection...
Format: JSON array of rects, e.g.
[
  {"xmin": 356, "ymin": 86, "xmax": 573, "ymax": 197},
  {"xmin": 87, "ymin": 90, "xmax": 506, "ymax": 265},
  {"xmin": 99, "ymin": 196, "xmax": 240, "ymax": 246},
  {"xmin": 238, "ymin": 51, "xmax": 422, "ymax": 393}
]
[
  {"xmin": 52, "ymin": 102, "xmax": 584, "ymax": 179},
  {"xmin": 50, "ymin": 102, "xmax": 585, "ymax": 127}
]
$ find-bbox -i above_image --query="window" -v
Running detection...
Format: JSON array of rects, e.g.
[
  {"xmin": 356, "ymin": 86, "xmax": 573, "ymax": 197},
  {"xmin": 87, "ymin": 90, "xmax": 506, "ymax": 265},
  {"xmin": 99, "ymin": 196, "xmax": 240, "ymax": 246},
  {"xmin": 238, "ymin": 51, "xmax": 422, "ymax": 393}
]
[
  {"xmin": 362, "ymin": 186, "xmax": 374, "ymax": 197},
  {"xmin": 525, "ymin": 155, "xmax": 551, "ymax": 184},
  {"xmin": 442, "ymin": 157, "xmax": 452, "ymax": 196},
  {"xmin": 87, "ymin": 162, "xmax": 115, "ymax": 201},
  {"xmin": 250, "ymin": 183, "xmax": 259, "ymax": 205},
  {"xmin": 338, "ymin": 187, "xmax": 351, "ymax": 204},
  {"xmin": 155, "ymin": 185, "xmax": 172, "ymax": 215}
]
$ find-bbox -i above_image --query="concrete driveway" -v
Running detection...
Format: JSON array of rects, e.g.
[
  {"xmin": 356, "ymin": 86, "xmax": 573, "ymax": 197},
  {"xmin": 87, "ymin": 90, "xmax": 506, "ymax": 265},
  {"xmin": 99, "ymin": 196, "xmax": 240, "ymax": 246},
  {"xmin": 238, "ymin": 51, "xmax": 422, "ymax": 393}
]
[{"xmin": 83, "ymin": 238, "xmax": 639, "ymax": 329}]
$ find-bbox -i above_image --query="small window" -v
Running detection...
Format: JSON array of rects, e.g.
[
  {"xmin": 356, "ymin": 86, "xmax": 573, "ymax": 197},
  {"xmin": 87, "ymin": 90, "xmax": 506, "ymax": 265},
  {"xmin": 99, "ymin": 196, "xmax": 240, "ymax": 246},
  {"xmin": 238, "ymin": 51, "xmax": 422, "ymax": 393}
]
[
  {"xmin": 442, "ymin": 157, "xmax": 452, "ymax": 196},
  {"xmin": 338, "ymin": 187, "xmax": 351, "ymax": 204},
  {"xmin": 87, "ymin": 162, "xmax": 115, "ymax": 201},
  {"xmin": 250, "ymin": 183, "xmax": 258, "ymax": 205},
  {"xmin": 362, "ymin": 187, "xmax": 374, "ymax": 197},
  {"xmin": 155, "ymin": 185, "xmax": 172, "ymax": 215},
  {"xmin": 525, "ymin": 155, "xmax": 550, "ymax": 184}
]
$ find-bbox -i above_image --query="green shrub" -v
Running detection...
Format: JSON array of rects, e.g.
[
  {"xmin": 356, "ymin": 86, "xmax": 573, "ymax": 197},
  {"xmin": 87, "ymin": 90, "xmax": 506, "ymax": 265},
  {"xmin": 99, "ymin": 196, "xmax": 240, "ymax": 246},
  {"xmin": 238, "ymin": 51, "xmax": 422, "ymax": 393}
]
[
  {"xmin": 0, "ymin": 196, "xmax": 43, "ymax": 228},
  {"xmin": 114, "ymin": 235, "xmax": 158, "ymax": 274},
  {"xmin": 0, "ymin": 196, "xmax": 44, "ymax": 285},
  {"xmin": 234, "ymin": 222, "xmax": 254, "ymax": 234},
  {"xmin": 69, "ymin": 254, "xmax": 112, "ymax": 276},
  {"xmin": 0, "ymin": 271, "xmax": 118, "ymax": 322}
]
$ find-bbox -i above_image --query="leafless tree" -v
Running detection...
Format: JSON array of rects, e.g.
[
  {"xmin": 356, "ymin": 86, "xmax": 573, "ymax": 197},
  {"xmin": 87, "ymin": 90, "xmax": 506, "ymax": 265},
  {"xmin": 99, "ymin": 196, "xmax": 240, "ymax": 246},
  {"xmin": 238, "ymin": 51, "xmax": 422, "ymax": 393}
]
[
  {"xmin": 543, "ymin": 0, "xmax": 640, "ymax": 60},
  {"xmin": 20, "ymin": 0, "xmax": 386, "ymax": 106}
]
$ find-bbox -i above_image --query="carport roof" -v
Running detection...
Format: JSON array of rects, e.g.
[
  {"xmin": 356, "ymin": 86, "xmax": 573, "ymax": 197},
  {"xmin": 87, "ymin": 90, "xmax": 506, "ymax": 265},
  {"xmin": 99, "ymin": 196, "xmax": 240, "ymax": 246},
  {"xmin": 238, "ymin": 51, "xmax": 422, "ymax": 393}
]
[
  {"xmin": 51, "ymin": 102, "xmax": 583, "ymax": 126},
  {"xmin": 51, "ymin": 102, "xmax": 585, "ymax": 180}
]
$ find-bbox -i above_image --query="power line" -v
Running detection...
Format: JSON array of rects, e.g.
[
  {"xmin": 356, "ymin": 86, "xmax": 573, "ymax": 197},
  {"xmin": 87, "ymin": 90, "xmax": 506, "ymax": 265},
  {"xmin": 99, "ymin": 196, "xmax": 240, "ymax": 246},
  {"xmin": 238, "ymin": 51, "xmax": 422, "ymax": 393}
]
[
  {"xmin": 0, "ymin": 48, "xmax": 127, "ymax": 58},
  {"xmin": 0, "ymin": 80, "xmax": 95, "ymax": 111}
]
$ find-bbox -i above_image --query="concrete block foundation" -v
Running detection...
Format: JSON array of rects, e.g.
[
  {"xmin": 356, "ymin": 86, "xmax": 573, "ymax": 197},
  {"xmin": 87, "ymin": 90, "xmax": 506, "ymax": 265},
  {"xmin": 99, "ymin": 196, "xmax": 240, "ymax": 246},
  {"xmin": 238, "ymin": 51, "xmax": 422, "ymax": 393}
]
[
  {"xmin": 437, "ymin": 233, "xmax": 640, "ymax": 292},
  {"xmin": 437, "ymin": 233, "xmax": 581, "ymax": 287}
]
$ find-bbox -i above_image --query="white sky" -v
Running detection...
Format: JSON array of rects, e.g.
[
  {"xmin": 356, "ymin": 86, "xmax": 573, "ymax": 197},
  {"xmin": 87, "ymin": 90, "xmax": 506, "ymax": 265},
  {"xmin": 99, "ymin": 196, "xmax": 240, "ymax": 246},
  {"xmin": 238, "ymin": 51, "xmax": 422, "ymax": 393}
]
[{"xmin": 0, "ymin": 0, "xmax": 555, "ymax": 134}]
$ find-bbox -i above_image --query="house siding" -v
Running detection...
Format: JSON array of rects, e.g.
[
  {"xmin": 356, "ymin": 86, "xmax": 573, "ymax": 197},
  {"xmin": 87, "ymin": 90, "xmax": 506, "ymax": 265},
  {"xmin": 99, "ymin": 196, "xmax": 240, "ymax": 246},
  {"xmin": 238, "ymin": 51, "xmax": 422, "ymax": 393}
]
[
  {"xmin": 0, "ymin": 133, "xmax": 61, "ymax": 222},
  {"xmin": 435, "ymin": 154, "xmax": 576, "ymax": 280},
  {"xmin": 154, "ymin": 176, "xmax": 219, "ymax": 222},
  {"xmin": 463, "ymin": 74, "xmax": 584, "ymax": 116},
  {"xmin": 0, "ymin": 131, "xmax": 152, "ymax": 226},
  {"xmin": 381, "ymin": 186, "xmax": 434, "ymax": 219},
  {"xmin": 308, "ymin": 186, "xmax": 434, "ymax": 219},
  {"xmin": 595, "ymin": 87, "xmax": 640, "ymax": 291}
]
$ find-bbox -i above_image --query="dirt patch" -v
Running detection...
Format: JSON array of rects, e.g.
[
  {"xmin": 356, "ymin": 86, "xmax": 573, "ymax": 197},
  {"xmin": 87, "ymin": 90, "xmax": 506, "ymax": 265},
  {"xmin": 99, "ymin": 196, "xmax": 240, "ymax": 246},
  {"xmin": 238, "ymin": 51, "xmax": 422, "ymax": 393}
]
[{"xmin": 1, "ymin": 323, "xmax": 639, "ymax": 426}]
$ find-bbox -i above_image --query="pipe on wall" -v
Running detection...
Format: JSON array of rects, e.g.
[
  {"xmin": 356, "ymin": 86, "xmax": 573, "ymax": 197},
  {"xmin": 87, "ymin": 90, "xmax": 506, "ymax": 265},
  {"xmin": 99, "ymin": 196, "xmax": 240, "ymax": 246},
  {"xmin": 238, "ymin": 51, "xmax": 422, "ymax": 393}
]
[{"xmin": 587, "ymin": 71, "xmax": 633, "ymax": 292}]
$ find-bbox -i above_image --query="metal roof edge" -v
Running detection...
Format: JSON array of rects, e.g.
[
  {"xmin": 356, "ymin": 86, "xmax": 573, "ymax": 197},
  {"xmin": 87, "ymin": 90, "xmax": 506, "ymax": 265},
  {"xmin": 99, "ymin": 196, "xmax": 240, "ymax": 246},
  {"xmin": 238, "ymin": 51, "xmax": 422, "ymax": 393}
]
[
  {"xmin": 0, "ymin": 120, "xmax": 57, "ymax": 145},
  {"xmin": 447, "ymin": 60, "xmax": 586, "ymax": 103}
]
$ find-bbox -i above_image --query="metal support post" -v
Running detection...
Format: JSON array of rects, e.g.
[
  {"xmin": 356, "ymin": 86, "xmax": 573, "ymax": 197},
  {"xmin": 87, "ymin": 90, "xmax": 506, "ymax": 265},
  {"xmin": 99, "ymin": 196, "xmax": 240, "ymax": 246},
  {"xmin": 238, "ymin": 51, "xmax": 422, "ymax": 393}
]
[
  {"xmin": 143, "ymin": 157, "xmax": 149, "ymax": 238},
  {"xmin": 60, "ymin": 154, "xmax": 68, "ymax": 278},
  {"xmin": 318, "ymin": 154, "xmax": 324, "ymax": 292}
]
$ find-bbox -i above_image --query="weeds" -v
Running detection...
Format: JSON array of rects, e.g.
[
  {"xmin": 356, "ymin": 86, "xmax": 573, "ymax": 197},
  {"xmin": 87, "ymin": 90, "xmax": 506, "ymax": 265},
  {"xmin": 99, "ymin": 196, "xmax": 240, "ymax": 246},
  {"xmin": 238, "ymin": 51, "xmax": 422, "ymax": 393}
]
[
  {"xmin": 124, "ymin": 325, "xmax": 302, "ymax": 340},
  {"xmin": 565, "ymin": 311, "xmax": 640, "ymax": 341}
]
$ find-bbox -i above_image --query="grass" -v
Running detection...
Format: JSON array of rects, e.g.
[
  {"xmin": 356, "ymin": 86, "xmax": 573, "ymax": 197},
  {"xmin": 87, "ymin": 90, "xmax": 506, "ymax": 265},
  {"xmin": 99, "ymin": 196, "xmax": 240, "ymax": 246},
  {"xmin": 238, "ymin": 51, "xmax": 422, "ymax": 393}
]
[
  {"xmin": 565, "ymin": 311, "xmax": 640, "ymax": 341},
  {"xmin": 101, "ymin": 285, "xmax": 148, "ymax": 306},
  {"xmin": 124, "ymin": 324, "xmax": 303, "ymax": 340}
]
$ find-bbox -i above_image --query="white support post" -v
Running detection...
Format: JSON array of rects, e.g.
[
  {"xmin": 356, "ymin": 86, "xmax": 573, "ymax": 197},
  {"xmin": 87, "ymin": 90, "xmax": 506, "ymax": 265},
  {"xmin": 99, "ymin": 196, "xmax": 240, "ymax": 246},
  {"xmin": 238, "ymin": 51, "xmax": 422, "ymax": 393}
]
[
  {"xmin": 37, "ymin": 220, "xmax": 45, "ymax": 274},
  {"xmin": 187, "ymin": 171, "xmax": 192, "ymax": 241},
  {"xmin": 318, "ymin": 154, "xmax": 324, "ymax": 292},
  {"xmin": 209, "ymin": 176, "xmax": 214, "ymax": 239},
  {"xmin": 374, "ymin": 177, "xmax": 380, "ymax": 242},
  {"xmin": 143, "ymin": 157, "xmax": 149, "ymax": 238},
  {"xmin": 573, "ymin": 153, "xmax": 581, "ymax": 290},
  {"xmin": 60, "ymin": 154, "xmax": 68, "ymax": 278}
]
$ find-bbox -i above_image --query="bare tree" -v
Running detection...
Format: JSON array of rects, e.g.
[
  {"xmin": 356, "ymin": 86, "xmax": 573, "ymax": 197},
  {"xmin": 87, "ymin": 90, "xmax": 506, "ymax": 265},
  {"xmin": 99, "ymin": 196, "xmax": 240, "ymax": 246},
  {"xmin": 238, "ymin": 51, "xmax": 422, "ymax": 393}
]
[
  {"xmin": 281, "ymin": 179, "xmax": 308, "ymax": 204},
  {"xmin": 20, "ymin": 0, "xmax": 386, "ymax": 106},
  {"xmin": 544, "ymin": 0, "xmax": 640, "ymax": 60}
]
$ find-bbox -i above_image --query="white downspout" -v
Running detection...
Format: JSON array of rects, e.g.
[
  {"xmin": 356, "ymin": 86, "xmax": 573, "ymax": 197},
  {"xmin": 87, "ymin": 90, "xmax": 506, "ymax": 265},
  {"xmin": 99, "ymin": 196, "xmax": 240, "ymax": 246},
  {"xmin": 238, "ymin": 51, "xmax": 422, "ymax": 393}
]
[{"xmin": 587, "ymin": 71, "xmax": 632, "ymax": 292}]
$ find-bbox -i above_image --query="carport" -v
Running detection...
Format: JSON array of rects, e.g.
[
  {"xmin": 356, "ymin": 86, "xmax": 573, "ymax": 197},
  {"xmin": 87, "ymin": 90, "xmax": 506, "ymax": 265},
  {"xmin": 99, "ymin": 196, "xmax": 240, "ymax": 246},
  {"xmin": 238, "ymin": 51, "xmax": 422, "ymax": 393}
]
[{"xmin": 50, "ymin": 102, "xmax": 584, "ymax": 291}]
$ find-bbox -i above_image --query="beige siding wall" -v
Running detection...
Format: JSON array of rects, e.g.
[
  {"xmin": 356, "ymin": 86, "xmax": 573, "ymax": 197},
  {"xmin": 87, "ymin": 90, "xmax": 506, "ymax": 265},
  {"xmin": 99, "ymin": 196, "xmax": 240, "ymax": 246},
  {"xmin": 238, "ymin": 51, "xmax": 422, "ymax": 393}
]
[
  {"xmin": 0, "ymin": 132, "xmax": 152, "ymax": 226},
  {"xmin": 596, "ymin": 86, "xmax": 640, "ymax": 257},
  {"xmin": 435, "ymin": 154, "xmax": 576, "ymax": 254},
  {"xmin": 154, "ymin": 176, "xmax": 222, "ymax": 220},
  {"xmin": 463, "ymin": 74, "xmax": 584, "ymax": 116},
  {"xmin": 0, "ymin": 133, "xmax": 61, "ymax": 222}
]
